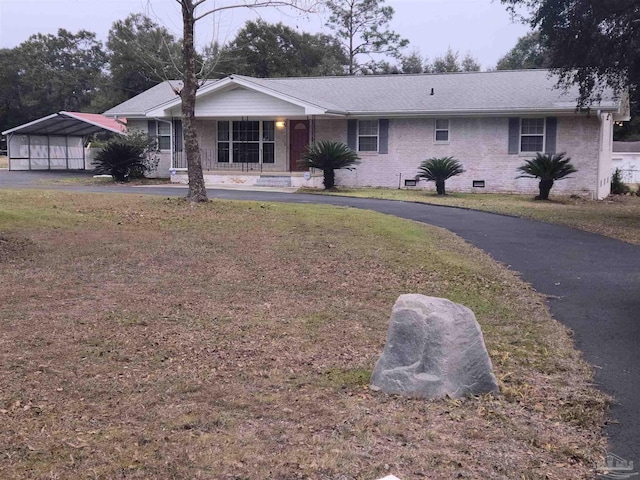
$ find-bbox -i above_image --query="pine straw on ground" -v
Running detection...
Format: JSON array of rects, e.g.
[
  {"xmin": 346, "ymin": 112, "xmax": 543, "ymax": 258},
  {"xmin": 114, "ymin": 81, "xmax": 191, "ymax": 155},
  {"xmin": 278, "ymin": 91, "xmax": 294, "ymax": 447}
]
[{"xmin": 0, "ymin": 191, "xmax": 608, "ymax": 479}]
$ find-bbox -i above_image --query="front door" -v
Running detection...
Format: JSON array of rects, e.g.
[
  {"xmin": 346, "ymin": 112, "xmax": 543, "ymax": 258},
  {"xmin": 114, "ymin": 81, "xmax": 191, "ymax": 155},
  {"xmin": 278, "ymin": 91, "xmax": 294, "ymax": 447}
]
[{"xmin": 289, "ymin": 120, "xmax": 309, "ymax": 172}]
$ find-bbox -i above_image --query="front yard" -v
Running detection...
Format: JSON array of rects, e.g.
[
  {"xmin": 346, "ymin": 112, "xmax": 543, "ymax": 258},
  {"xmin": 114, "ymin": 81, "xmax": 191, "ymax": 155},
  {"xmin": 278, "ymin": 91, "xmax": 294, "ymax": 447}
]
[
  {"xmin": 0, "ymin": 191, "xmax": 607, "ymax": 479},
  {"xmin": 300, "ymin": 188, "xmax": 640, "ymax": 246}
]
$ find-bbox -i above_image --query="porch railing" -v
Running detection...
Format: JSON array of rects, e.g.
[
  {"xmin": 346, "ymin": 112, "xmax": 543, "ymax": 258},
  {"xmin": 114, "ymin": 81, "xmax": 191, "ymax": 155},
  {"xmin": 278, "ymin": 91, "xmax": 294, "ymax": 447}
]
[{"xmin": 173, "ymin": 150, "xmax": 283, "ymax": 172}]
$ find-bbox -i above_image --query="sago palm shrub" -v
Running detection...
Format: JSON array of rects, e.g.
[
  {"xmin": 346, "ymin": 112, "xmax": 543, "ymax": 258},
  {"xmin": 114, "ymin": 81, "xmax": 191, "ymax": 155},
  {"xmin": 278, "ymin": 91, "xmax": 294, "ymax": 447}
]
[
  {"xmin": 92, "ymin": 131, "xmax": 159, "ymax": 182},
  {"xmin": 517, "ymin": 152, "xmax": 577, "ymax": 200},
  {"xmin": 416, "ymin": 156, "xmax": 465, "ymax": 195},
  {"xmin": 299, "ymin": 140, "xmax": 359, "ymax": 190}
]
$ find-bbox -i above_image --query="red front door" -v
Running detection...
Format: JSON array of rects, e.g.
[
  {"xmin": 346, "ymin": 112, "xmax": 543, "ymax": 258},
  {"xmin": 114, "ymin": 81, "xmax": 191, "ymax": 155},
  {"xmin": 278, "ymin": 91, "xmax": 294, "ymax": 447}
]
[{"xmin": 289, "ymin": 120, "xmax": 309, "ymax": 172}]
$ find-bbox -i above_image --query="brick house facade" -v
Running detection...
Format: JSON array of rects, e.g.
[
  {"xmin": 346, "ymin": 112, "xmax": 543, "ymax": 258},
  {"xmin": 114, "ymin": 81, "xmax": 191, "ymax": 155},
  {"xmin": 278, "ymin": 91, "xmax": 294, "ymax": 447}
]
[{"xmin": 105, "ymin": 71, "xmax": 629, "ymax": 199}]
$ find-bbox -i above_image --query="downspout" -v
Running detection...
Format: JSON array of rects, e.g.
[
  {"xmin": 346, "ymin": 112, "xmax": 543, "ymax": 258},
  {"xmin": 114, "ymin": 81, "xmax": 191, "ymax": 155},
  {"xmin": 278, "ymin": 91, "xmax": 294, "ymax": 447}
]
[
  {"xmin": 595, "ymin": 110, "xmax": 602, "ymax": 200},
  {"xmin": 595, "ymin": 110, "xmax": 613, "ymax": 200}
]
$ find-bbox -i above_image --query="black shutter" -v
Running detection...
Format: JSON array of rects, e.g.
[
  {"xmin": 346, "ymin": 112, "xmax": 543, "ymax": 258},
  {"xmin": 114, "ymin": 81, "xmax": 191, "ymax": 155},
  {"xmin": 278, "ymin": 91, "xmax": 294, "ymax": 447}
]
[
  {"xmin": 173, "ymin": 119, "xmax": 183, "ymax": 152},
  {"xmin": 545, "ymin": 117, "xmax": 557, "ymax": 154},
  {"xmin": 378, "ymin": 119, "xmax": 389, "ymax": 154},
  {"xmin": 508, "ymin": 117, "xmax": 520, "ymax": 154},
  {"xmin": 147, "ymin": 120, "xmax": 156, "ymax": 137},
  {"xmin": 347, "ymin": 119, "xmax": 357, "ymax": 150}
]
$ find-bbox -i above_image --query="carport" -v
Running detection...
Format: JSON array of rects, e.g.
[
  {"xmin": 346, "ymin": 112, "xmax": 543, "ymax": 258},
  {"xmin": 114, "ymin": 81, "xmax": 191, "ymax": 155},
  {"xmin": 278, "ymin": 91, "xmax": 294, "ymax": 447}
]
[{"xmin": 1, "ymin": 111, "xmax": 126, "ymax": 171}]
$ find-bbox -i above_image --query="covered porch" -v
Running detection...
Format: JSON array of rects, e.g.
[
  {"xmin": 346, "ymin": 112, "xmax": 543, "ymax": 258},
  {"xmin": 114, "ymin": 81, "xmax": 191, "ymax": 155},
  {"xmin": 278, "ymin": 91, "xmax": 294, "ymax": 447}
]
[
  {"xmin": 134, "ymin": 74, "xmax": 347, "ymax": 187},
  {"xmin": 169, "ymin": 117, "xmax": 326, "ymax": 188}
]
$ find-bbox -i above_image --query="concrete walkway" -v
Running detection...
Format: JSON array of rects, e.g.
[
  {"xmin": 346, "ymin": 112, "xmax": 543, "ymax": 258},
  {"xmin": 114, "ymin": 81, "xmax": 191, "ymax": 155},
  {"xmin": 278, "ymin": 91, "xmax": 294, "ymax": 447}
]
[{"xmin": 2, "ymin": 170, "xmax": 639, "ymax": 461}]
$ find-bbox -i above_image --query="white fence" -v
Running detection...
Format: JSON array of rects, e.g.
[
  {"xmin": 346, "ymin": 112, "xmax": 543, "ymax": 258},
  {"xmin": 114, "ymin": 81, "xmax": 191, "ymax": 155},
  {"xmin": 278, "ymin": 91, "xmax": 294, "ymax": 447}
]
[{"xmin": 612, "ymin": 152, "xmax": 640, "ymax": 184}]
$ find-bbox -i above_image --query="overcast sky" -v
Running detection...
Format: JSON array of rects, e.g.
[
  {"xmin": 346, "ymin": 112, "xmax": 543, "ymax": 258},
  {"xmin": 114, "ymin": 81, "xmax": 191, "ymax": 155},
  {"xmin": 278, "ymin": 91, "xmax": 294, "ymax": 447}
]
[{"xmin": 0, "ymin": 0, "xmax": 531, "ymax": 70}]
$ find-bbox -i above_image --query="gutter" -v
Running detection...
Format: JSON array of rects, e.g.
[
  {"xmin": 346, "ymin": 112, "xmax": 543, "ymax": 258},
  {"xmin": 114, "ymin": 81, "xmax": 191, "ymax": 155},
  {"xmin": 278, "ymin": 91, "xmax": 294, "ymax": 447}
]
[{"xmin": 345, "ymin": 107, "xmax": 620, "ymax": 118}]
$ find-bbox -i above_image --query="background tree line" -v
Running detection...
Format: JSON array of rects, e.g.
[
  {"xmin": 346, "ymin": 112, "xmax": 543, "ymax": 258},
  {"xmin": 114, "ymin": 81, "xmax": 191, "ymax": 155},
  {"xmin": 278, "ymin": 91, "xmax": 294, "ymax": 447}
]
[
  {"xmin": 0, "ymin": 7, "xmax": 485, "ymax": 133},
  {"xmin": 1, "ymin": 0, "xmax": 637, "ymax": 143}
]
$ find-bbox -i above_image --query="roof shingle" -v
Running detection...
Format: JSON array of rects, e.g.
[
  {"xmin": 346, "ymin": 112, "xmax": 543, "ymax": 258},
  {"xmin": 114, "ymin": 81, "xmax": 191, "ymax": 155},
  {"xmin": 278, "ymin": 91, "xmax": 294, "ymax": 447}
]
[{"xmin": 103, "ymin": 70, "xmax": 621, "ymax": 117}]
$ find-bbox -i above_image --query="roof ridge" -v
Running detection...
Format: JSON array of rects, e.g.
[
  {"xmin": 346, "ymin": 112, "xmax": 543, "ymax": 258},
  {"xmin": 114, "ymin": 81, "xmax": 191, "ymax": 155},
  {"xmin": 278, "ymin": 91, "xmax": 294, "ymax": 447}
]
[{"xmin": 227, "ymin": 69, "xmax": 552, "ymax": 82}]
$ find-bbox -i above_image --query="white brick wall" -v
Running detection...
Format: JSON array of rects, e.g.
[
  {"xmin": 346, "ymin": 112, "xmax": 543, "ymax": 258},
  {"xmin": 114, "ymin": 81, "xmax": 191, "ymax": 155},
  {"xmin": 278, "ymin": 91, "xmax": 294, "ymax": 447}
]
[
  {"xmin": 315, "ymin": 116, "xmax": 602, "ymax": 197},
  {"xmin": 126, "ymin": 119, "xmax": 172, "ymax": 178},
  {"xmin": 128, "ymin": 114, "xmax": 604, "ymax": 196}
]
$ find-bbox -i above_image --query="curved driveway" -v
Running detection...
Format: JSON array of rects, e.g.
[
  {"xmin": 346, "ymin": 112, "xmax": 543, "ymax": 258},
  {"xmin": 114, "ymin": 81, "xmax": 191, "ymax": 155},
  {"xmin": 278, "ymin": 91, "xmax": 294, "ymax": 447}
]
[{"xmin": 2, "ymin": 171, "xmax": 639, "ymax": 461}]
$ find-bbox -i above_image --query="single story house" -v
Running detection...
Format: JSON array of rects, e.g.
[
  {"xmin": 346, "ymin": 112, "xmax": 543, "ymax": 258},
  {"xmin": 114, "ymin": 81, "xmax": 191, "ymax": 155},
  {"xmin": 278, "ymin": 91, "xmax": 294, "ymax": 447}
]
[
  {"xmin": 1, "ymin": 112, "xmax": 126, "ymax": 171},
  {"xmin": 612, "ymin": 141, "xmax": 640, "ymax": 184},
  {"xmin": 104, "ymin": 70, "xmax": 630, "ymax": 199}
]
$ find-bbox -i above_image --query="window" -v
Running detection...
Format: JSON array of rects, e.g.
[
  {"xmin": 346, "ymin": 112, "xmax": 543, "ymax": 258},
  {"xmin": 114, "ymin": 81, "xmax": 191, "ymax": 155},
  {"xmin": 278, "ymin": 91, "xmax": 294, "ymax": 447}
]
[
  {"xmin": 520, "ymin": 118, "xmax": 545, "ymax": 152},
  {"xmin": 157, "ymin": 121, "xmax": 171, "ymax": 150},
  {"xmin": 358, "ymin": 120, "xmax": 379, "ymax": 152},
  {"xmin": 435, "ymin": 119, "xmax": 449, "ymax": 142},
  {"xmin": 217, "ymin": 120, "xmax": 275, "ymax": 164},
  {"xmin": 217, "ymin": 121, "xmax": 230, "ymax": 163}
]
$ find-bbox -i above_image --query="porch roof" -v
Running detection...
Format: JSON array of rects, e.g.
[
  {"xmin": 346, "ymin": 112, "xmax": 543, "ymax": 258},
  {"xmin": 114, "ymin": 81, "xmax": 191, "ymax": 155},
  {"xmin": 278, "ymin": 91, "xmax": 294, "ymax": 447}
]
[{"xmin": 103, "ymin": 70, "xmax": 626, "ymax": 119}]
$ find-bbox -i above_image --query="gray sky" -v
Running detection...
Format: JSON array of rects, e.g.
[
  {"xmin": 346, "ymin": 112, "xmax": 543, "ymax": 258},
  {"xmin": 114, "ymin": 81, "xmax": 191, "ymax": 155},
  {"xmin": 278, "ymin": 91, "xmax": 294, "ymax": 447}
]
[{"xmin": 0, "ymin": 0, "xmax": 531, "ymax": 70}]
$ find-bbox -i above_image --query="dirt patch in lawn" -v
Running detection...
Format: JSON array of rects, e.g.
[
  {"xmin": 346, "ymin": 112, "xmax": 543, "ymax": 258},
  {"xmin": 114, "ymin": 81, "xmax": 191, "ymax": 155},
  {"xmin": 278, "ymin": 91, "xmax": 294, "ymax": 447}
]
[
  {"xmin": 0, "ymin": 191, "xmax": 607, "ymax": 479},
  {"xmin": 0, "ymin": 232, "xmax": 35, "ymax": 263}
]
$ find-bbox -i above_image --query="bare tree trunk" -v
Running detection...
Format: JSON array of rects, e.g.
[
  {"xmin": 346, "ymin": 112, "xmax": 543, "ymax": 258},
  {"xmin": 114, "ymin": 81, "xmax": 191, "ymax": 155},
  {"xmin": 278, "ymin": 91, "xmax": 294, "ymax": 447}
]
[
  {"xmin": 180, "ymin": 0, "xmax": 208, "ymax": 202},
  {"xmin": 173, "ymin": 0, "xmax": 318, "ymax": 202}
]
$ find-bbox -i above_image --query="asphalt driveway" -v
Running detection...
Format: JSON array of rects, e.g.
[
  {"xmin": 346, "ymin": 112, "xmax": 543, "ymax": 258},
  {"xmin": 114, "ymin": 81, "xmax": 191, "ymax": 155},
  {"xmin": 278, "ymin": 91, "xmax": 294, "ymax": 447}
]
[{"xmin": 2, "ymin": 170, "xmax": 639, "ymax": 462}]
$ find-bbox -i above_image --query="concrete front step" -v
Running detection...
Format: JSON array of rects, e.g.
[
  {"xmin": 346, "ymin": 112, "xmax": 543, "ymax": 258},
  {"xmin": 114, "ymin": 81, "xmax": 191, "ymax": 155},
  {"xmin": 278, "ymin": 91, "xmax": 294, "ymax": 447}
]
[{"xmin": 255, "ymin": 175, "xmax": 292, "ymax": 187}]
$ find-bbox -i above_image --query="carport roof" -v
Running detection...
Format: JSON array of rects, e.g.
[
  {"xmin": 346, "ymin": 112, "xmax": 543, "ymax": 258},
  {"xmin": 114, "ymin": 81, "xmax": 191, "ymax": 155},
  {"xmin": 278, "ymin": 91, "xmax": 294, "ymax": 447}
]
[{"xmin": 1, "ymin": 111, "xmax": 127, "ymax": 136}]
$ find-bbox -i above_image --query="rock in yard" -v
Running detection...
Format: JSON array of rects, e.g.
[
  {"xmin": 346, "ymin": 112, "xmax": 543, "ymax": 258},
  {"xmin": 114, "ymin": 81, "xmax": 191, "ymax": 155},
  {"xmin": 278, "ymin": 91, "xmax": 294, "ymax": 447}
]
[{"xmin": 371, "ymin": 294, "xmax": 499, "ymax": 399}]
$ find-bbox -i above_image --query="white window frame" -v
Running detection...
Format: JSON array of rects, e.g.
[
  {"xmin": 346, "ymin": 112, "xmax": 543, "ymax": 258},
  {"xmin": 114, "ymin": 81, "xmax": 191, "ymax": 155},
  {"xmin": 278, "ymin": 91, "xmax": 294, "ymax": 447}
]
[
  {"xmin": 216, "ymin": 120, "xmax": 275, "ymax": 164},
  {"xmin": 434, "ymin": 118, "xmax": 450, "ymax": 143},
  {"xmin": 156, "ymin": 121, "xmax": 171, "ymax": 151},
  {"xmin": 519, "ymin": 118, "xmax": 546, "ymax": 153},
  {"xmin": 358, "ymin": 120, "xmax": 379, "ymax": 152}
]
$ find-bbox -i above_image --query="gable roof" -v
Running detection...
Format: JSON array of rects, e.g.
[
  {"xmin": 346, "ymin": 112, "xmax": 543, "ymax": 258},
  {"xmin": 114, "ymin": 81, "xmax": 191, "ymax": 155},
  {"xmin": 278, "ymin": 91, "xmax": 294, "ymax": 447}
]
[
  {"xmin": 103, "ymin": 70, "xmax": 625, "ymax": 118},
  {"xmin": 2, "ymin": 111, "xmax": 126, "ymax": 136}
]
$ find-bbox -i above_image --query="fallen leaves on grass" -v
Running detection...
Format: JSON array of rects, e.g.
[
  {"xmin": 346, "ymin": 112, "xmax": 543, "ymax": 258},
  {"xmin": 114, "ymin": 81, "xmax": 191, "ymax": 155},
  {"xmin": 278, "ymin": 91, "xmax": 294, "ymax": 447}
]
[{"xmin": 0, "ymin": 191, "xmax": 608, "ymax": 479}]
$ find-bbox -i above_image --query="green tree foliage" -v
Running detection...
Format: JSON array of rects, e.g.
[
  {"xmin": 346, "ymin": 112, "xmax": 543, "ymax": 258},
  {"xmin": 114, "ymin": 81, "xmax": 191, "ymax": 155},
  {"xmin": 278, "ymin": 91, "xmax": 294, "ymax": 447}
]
[
  {"xmin": 416, "ymin": 157, "xmax": 465, "ymax": 195},
  {"xmin": 429, "ymin": 49, "xmax": 481, "ymax": 73},
  {"xmin": 299, "ymin": 140, "xmax": 360, "ymax": 189},
  {"xmin": 217, "ymin": 20, "xmax": 347, "ymax": 77},
  {"xmin": 500, "ymin": 0, "xmax": 639, "ymax": 107},
  {"xmin": 517, "ymin": 152, "xmax": 577, "ymax": 200},
  {"xmin": 461, "ymin": 54, "xmax": 481, "ymax": 72},
  {"xmin": 325, "ymin": 0, "xmax": 409, "ymax": 75},
  {"xmin": 106, "ymin": 14, "xmax": 183, "ymax": 105},
  {"xmin": 495, "ymin": 31, "xmax": 551, "ymax": 70},
  {"xmin": 1, "ymin": 29, "xmax": 107, "ymax": 131},
  {"xmin": 400, "ymin": 50, "xmax": 426, "ymax": 74},
  {"xmin": 0, "ymin": 49, "xmax": 22, "ymax": 132}
]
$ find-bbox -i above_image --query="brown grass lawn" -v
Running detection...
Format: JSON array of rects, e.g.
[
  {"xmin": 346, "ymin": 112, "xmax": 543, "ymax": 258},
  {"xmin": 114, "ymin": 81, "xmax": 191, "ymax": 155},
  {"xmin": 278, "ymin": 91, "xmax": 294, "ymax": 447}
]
[
  {"xmin": 0, "ymin": 155, "xmax": 8, "ymax": 169},
  {"xmin": 300, "ymin": 188, "xmax": 640, "ymax": 246},
  {"xmin": 0, "ymin": 191, "xmax": 607, "ymax": 479}
]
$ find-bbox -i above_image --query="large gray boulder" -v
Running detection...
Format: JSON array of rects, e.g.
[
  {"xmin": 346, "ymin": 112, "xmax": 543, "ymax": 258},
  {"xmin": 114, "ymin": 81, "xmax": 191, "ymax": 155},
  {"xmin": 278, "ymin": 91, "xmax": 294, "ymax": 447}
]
[{"xmin": 371, "ymin": 294, "xmax": 499, "ymax": 399}]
